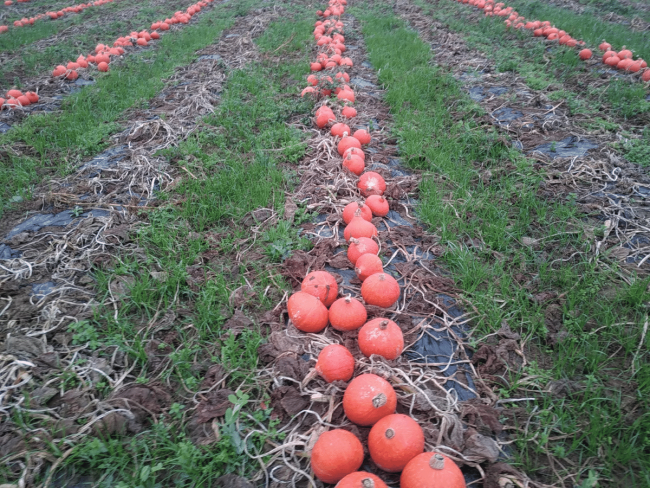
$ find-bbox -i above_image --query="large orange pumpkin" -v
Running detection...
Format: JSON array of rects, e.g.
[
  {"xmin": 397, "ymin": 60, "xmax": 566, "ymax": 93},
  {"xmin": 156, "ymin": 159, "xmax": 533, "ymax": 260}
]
[
  {"xmin": 301, "ymin": 270, "xmax": 338, "ymax": 307},
  {"xmin": 358, "ymin": 172, "xmax": 386, "ymax": 197},
  {"xmin": 368, "ymin": 414, "xmax": 424, "ymax": 472},
  {"xmin": 287, "ymin": 291, "xmax": 329, "ymax": 333},
  {"xmin": 401, "ymin": 452, "xmax": 466, "ymax": 488},
  {"xmin": 311, "ymin": 429, "xmax": 364, "ymax": 484},
  {"xmin": 343, "ymin": 373, "xmax": 396, "ymax": 426}
]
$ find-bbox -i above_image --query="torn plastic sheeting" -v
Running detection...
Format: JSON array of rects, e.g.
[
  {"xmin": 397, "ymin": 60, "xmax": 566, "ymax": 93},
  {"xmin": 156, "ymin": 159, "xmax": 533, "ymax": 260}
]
[
  {"xmin": 0, "ymin": 243, "xmax": 21, "ymax": 259},
  {"xmin": 468, "ymin": 86, "xmax": 485, "ymax": 101},
  {"xmin": 529, "ymin": 136, "xmax": 598, "ymax": 158},
  {"xmin": 349, "ymin": 77, "xmax": 377, "ymax": 90},
  {"xmin": 635, "ymin": 186, "xmax": 650, "ymax": 197},
  {"xmin": 79, "ymin": 145, "xmax": 128, "ymax": 173},
  {"xmin": 5, "ymin": 209, "xmax": 110, "ymax": 240},
  {"xmin": 31, "ymin": 281, "xmax": 59, "ymax": 299},
  {"xmin": 361, "ymin": 60, "xmax": 373, "ymax": 69},
  {"xmin": 0, "ymin": 122, "xmax": 11, "ymax": 133},
  {"xmin": 491, "ymin": 106, "xmax": 524, "ymax": 124}
]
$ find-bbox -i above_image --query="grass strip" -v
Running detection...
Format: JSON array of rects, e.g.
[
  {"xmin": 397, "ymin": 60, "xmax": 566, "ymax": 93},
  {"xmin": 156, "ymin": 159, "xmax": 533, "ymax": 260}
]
[
  {"xmin": 31, "ymin": 18, "xmax": 314, "ymax": 486},
  {"xmin": 355, "ymin": 5, "xmax": 650, "ymax": 486},
  {"xmin": 0, "ymin": 0, "xmax": 256, "ymax": 216}
]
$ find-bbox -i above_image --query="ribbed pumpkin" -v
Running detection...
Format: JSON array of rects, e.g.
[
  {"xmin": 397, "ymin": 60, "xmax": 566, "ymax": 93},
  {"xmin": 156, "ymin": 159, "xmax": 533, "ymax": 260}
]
[
  {"xmin": 361, "ymin": 273, "xmax": 400, "ymax": 308},
  {"xmin": 365, "ymin": 195, "xmax": 389, "ymax": 217},
  {"xmin": 343, "ymin": 147, "xmax": 365, "ymax": 161},
  {"xmin": 338, "ymin": 134, "xmax": 362, "ymax": 155},
  {"xmin": 343, "ymin": 202, "xmax": 372, "ymax": 225},
  {"xmin": 287, "ymin": 291, "xmax": 329, "ymax": 333},
  {"xmin": 354, "ymin": 253, "xmax": 383, "ymax": 281},
  {"xmin": 344, "ymin": 214, "xmax": 378, "ymax": 242},
  {"xmin": 343, "ymin": 153, "xmax": 365, "ymax": 175},
  {"xmin": 343, "ymin": 373, "xmax": 396, "ymax": 426},
  {"xmin": 332, "ymin": 123, "xmax": 351, "ymax": 138},
  {"xmin": 368, "ymin": 414, "xmax": 424, "ymax": 472},
  {"xmin": 335, "ymin": 472, "xmax": 389, "ymax": 488},
  {"xmin": 301, "ymin": 270, "xmax": 338, "ymax": 307},
  {"xmin": 358, "ymin": 318, "xmax": 403, "ymax": 360},
  {"xmin": 329, "ymin": 296, "xmax": 367, "ymax": 331},
  {"xmin": 347, "ymin": 237, "xmax": 379, "ymax": 265},
  {"xmin": 401, "ymin": 453, "xmax": 466, "ymax": 488},
  {"xmin": 315, "ymin": 344, "xmax": 355, "ymax": 382},
  {"xmin": 357, "ymin": 172, "xmax": 386, "ymax": 197},
  {"xmin": 311, "ymin": 430, "xmax": 364, "ymax": 484},
  {"xmin": 353, "ymin": 129, "xmax": 371, "ymax": 145}
]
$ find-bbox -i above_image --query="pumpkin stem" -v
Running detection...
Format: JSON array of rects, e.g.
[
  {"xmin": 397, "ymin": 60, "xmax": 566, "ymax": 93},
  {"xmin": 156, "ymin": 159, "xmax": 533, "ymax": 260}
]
[
  {"xmin": 361, "ymin": 479, "xmax": 375, "ymax": 488},
  {"xmin": 350, "ymin": 238, "xmax": 360, "ymax": 245},
  {"xmin": 379, "ymin": 320, "xmax": 389, "ymax": 330},
  {"xmin": 429, "ymin": 453, "xmax": 446, "ymax": 470},
  {"xmin": 345, "ymin": 294, "xmax": 352, "ymax": 303},
  {"xmin": 372, "ymin": 393, "xmax": 387, "ymax": 408},
  {"xmin": 385, "ymin": 428, "xmax": 395, "ymax": 439}
]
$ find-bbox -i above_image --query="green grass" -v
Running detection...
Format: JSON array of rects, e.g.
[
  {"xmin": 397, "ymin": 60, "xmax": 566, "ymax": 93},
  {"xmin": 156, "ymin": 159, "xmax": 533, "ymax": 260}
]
[
  {"xmin": 356, "ymin": 6, "xmax": 650, "ymax": 486},
  {"xmin": 0, "ymin": 0, "xmax": 261, "ymax": 216},
  {"xmin": 16, "ymin": 17, "xmax": 315, "ymax": 486},
  {"xmin": 576, "ymin": 0, "xmax": 650, "ymax": 24}
]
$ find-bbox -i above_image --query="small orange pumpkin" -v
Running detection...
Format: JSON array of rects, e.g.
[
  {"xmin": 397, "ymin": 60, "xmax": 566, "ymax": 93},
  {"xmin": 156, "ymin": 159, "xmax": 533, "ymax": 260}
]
[
  {"xmin": 353, "ymin": 129, "xmax": 371, "ymax": 145},
  {"xmin": 599, "ymin": 40, "xmax": 611, "ymax": 51},
  {"xmin": 343, "ymin": 153, "xmax": 365, "ymax": 175},
  {"xmin": 344, "ymin": 214, "xmax": 378, "ymax": 242},
  {"xmin": 97, "ymin": 62, "xmax": 109, "ymax": 72},
  {"xmin": 335, "ymin": 472, "xmax": 389, "ymax": 488},
  {"xmin": 338, "ymin": 134, "xmax": 362, "ymax": 155},
  {"xmin": 343, "ymin": 202, "xmax": 372, "ymax": 225},
  {"xmin": 354, "ymin": 253, "xmax": 383, "ymax": 281},
  {"xmin": 311, "ymin": 430, "xmax": 364, "ymax": 484},
  {"xmin": 368, "ymin": 414, "xmax": 425, "ymax": 472},
  {"xmin": 618, "ymin": 46, "xmax": 633, "ymax": 59},
  {"xmin": 301, "ymin": 270, "xmax": 338, "ymax": 307},
  {"xmin": 358, "ymin": 318, "xmax": 403, "ymax": 360},
  {"xmin": 66, "ymin": 70, "xmax": 79, "ymax": 80},
  {"xmin": 341, "ymin": 105, "xmax": 357, "ymax": 118},
  {"xmin": 6, "ymin": 89, "xmax": 22, "ymax": 98},
  {"xmin": 344, "ymin": 147, "xmax": 365, "ymax": 161},
  {"xmin": 361, "ymin": 273, "xmax": 400, "ymax": 308},
  {"xmin": 329, "ymin": 296, "xmax": 367, "ymax": 331},
  {"xmin": 579, "ymin": 49, "xmax": 592, "ymax": 60},
  {"xmin": 401, "ymin": 453, "xmax": 466, "ymax": 488},
  {"xmin": 16, "ymin": 95, "xmax": 30, "ymax": 106},
  {"xmin": 643, "ymin": 69, "xmax": 650, "ymax": 82},
  {"xmin": 315, "ymin": 344, "xmax": 355, "ymax": 382},
  {"xmin": 347, "ymin": 237, "xmax": 379, "ymax": 265},
  {"xmin": 365, "ymin": 195, "xmax": 389, "ymax": 216},
  {"xmin": 287, "ymin": 291, "xmax": 329, "ymax": 333},
  {"xmin": 332, "ymin": 122, "xmax": 351, "ymax": 138},
  {"xmin": 343, "ymin": 373, "xmax": 396, "ymax": 426},
  {"xmin": 357, "ymin": 172, "xmax": 386, "ymax": 197}
]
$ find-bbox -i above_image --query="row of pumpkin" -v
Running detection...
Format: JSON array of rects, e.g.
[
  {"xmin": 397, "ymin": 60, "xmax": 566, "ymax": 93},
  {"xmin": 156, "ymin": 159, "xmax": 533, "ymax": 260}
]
[
  {"xmin": 0, "ymin": 0, "xmax": 213, "ymax": 109},
  {"xmin": 455, "ymin": 0, "xmax": 650, "ymax": 82},
  {"xmin": 1, "ymin": 0, "xmax": 114, "ymax": 32},
  {"xmin": 292, "ymin": 2, "xmax": 467, "ymax": 488}
]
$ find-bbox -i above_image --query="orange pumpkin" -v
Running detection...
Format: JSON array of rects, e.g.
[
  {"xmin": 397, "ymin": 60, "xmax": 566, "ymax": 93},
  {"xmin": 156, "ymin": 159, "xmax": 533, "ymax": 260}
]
[
  {"xmin": 618, "ymin": 47, "xmax": 633, "ymax": 59},
  {"xmin": 368, "ymin": 414, "xmax": 424, "ymax": 472},
  {"xmin": 16, "ymin": 95, "xmax": 30, "ymax": 106},
  {"xmin": 6, "ymin": 89, "xmax": 22, "ymax": 99},
  {"xmin": 365, "ymin": 195, "xmax": 389, "ymax": 217},
  {"xmin": 315, "ymin": 106, "xmax": 335, "ymax": 128},
  {"xmin": 315, "ymin": 344, "xmax": 355, "ymax": 382},
  {"xmin": 98, "ymin": 62, "xmax": 109, "ymax": 72},
  {"xmin": 343, "ymin": 146, "xmax": 365, "ymax": 161},
  {"xmin": 337, "ymin": 89, "xmax": 355, "ymax": 103},
  {"xmin": 358, "ymin": 318, "xmax": 403, "ymax": 360},
  {"xmin": 311, "ymin": 430, "xmax": 364, "ymax": 484},
  {"xmin": 643, "ymin": 69, "xmax": 650, "ymax": 82},
  {"xmin": 335, "ymin": 472, "xmax": 389, "ymax": 488},
  {"xmin": 66, "ymin": 70, "xmax": 79, "ymax": 80},
  {"xmin": 343, "ymin": 153, "xmax": 365, "ymax": 175},
  {"xmin": 579, "ymin": 49, "xmax": 592, "ymax": 60},
  {"xmin": 343, "ymin": 214, "xmax": 378, "ymax": 242},
  {"xmin": 287, "ymin": 291, "xmax": 329, "ymax": 333},
  {"xmin": 343, "ymin": 373, "xmax": 396, "ymax": 426},
  {"xmin": 353, "ymin": 129, "xmax": 371, "ymax": 145},
  {"xmin": 332, "ymin": 123, "xmax": 351, "ymax": 138},
  {"xmin": 599, "ymin": 40, "xmax": 611, "ymax": 51},
  {"xmin": 361, "ymin": 273, "xmax": 400, "ymax": 308},
  {"xmin": 301, "ymin": 270, "xmax": 338, "ymax": 307},
  {"xmin": 347, "ymin": 237, "xmax": 379, "ymax": 265},
  {"xmin": 341, "ymin": 105, "xmax": 357, "ymax": 118},
  {"xmin": 338, "ymin": 134, "xmax": 362, "ymax": 155},
  {"xmin": 343, "ymin": 202, "xmax": 372, "ymax": 225},
  {"xmin": 401, "ymin": 453, "xmax": 466, "ymax": 488},
  {"xmin": 357, "ymin": 172, "xmax": 386, "ymax": 197},
  {"xmin": 329, "ymin": 296, "xmax": 367, "ymax": 331},
  {"xmin": 354, "ymin": 253, "xmax": 383, "ymax": 281}
]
